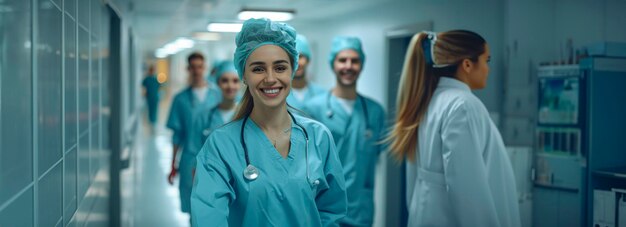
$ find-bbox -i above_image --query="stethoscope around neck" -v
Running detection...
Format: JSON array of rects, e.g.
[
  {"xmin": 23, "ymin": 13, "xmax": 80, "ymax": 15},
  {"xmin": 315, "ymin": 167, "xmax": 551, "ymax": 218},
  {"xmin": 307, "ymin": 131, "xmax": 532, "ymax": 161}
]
[
  {"xmin": 325, "ymin": 92, "xmax": 373, "ymax": 139},
  {"xmin": 240, "ymin": 111, "xmax": 320, "ymax": 187}
]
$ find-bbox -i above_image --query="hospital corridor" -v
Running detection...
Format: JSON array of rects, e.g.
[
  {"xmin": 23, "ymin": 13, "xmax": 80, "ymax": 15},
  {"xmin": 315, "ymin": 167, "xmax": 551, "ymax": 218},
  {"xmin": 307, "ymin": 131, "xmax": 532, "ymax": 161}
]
[{"xmin": 2, "ymin": 0, "xmax": 626, "ymax": 226}]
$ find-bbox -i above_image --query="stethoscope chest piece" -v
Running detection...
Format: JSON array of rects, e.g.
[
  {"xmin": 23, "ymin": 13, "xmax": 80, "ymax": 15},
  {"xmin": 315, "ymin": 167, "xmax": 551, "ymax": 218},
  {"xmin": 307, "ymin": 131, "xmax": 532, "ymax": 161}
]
[
  {"xmin": 243, "ymin": 164, "xmax": 259, "ymax": 181},
  {"xmin": 326, "ymin": 110, "xmax": 334, "ymax": 118}
]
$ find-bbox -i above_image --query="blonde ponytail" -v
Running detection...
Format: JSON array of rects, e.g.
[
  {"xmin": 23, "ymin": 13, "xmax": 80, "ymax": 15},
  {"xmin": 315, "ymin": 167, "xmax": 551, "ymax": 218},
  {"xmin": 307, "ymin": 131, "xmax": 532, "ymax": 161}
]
[
  {"xmin": 386, "ymin": 30, "xmax": 487, "ymax": 162},
  {"xmin": 385, "ymin": 32, "xmax": 440, "ymax": 162}
]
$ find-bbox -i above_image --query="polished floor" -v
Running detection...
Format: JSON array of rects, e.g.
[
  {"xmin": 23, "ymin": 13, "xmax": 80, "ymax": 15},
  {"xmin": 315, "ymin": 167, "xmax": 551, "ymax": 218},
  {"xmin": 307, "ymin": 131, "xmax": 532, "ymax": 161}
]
[{"xmin": 122, "ymin": 104, "xmax": 190, "ymax": 227}]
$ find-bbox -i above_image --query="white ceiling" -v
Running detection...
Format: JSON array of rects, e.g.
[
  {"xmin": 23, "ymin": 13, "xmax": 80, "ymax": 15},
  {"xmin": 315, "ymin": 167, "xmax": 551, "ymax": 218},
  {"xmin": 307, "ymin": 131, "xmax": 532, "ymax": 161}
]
[{"xmin": 130, "ymin": 0, "xmax": 390, "ymax": 55}]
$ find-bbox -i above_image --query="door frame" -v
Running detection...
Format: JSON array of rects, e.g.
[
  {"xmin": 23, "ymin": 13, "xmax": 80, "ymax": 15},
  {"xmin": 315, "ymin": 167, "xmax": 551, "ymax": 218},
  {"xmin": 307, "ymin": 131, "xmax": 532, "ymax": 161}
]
[{"xmin": 381, "ymin": 21, "xmax": 432, "ymax": 227}]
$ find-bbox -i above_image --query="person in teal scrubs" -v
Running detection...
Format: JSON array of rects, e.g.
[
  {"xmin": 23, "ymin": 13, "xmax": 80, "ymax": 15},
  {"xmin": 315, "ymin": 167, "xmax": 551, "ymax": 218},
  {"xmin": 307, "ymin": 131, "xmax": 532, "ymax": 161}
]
[
  {"xmin": 166, "ymin": 52, "xmax": 222, "ymax": 216},
  {"xmin": 191, "ymin": 60, "xmax": 240, "ymax": 160},
  {"xmin": 191, "ymin": 18, "xmax": 347, "ymax": 227},
  {"xmin": 142, "ymin": 65, "xmax": 161, "ymax": 126},
  {"xmin": 208, "ymin": 59, "xmax": 225, "ymax": 82},
  {"xmin": 303, "ymin": 37, "xmax": 386, "ymax": 226},
  {"xmin": 286, "ymin": 34, "xmax": 326, "ymax": 111}
]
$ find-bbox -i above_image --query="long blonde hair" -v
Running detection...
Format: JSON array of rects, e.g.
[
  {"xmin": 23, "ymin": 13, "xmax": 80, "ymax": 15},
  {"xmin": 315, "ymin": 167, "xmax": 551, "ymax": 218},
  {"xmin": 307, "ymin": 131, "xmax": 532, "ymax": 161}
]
[
  {"xmin": 233, "ymin": 88, "xmax": 253, "ymax": 120},
  {"xmin": 386, "ymin": 30, "xmax": 486, "ymax": 162}
]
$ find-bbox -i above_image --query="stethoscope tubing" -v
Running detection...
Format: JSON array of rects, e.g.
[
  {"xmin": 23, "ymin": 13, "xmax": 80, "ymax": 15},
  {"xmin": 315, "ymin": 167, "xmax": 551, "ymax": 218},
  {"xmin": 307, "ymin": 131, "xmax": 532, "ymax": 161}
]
[
  {"xmin": 325, "ymin": 92, "xmax": 371, "ymax": 131},
  {"xmin": 240, "ymin": 111, "xmax": 313, "ymax": 184}
]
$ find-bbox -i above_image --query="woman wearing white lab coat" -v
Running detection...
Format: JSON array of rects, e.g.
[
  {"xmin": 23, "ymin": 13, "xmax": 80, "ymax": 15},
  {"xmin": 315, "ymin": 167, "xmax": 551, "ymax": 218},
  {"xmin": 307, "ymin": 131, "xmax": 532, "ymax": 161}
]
[{"xmin": 386, "ymin": 30, "xmax": 521, "ymax": 227}]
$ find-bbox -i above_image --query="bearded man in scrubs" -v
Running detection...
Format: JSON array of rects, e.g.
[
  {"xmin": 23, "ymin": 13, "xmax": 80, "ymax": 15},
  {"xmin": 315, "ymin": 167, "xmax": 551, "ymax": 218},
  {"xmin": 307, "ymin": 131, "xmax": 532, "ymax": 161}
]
[{"xmin": 304, "ymin": 36, "xmax": 386, "ymax": 227}]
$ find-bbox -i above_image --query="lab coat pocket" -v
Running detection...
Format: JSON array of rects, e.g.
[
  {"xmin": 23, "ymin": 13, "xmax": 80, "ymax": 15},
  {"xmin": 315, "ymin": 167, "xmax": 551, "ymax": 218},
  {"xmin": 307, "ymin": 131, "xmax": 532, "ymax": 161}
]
[{"xmin": 414, "ymin": 168, "xmax": 454, "ymax": 226}]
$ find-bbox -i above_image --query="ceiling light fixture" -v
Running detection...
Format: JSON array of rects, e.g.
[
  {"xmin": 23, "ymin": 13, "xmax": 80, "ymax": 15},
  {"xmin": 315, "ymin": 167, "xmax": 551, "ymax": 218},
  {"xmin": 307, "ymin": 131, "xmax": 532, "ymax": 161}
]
[
  {"xmin": 155, "ymin": 37, "xmax": 195, "ymax": 58},
  {"xmin": 192, "ymin": 32, "xmax": 222, "ymax": 41},
  {"xmin": 207, "ymin": 23, "xmax": 244, "ymax": 33},
  {"xmin": 237, "ymin": 9, "xmax": 295, "ymax": 21}
]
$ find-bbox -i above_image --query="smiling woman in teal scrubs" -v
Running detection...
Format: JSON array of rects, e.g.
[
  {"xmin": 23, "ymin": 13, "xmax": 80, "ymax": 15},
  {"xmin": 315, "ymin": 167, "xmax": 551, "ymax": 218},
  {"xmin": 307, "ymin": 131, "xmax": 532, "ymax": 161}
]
[{"xmin": 191, "ymin": 18, "xmax": 347, "ymax": 227}]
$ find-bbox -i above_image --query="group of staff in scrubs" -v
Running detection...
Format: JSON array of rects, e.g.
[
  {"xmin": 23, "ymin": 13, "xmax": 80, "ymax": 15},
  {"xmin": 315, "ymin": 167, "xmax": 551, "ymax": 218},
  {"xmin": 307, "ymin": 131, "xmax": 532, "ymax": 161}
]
[{"xmin": 165, "ymin": 17, "xmax": 520, "ymax": 227}]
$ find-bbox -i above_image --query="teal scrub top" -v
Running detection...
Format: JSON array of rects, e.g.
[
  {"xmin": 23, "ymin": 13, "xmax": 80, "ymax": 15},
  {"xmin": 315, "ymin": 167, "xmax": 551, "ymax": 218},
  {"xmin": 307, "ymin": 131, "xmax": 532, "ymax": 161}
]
[
  {"xmin": 287, "ymin": 82, "xmax": 326, "ymax": 111},
  {"xmin": 191, "ymin": 114, "xmax": 347, "ymax": 226},
  {"xmin": 166, "ymin": 85, "xmax": 222, "ymax": 213},
  {"xmin": 303, "ymin": 92, "xmax": 386, "ymax": 226},
  {"xmin": 166, "ymin": 85, "xmax": 222, "ymax": 149},
  {"xmin": 142, "ymin": 75, "xmax": 160, "ymax": 102},
  {"xmin": 190, "ymin": 105, "xmax": 227, "ymax": 158}
]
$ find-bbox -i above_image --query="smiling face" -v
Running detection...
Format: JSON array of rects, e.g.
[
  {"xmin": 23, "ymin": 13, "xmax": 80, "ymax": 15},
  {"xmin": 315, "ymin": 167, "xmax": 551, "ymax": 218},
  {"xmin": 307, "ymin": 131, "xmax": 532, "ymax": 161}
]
[
  {"xmin": 333, "ymin": 49, "xmax": 362, "ymax": 88},
  {"xmin": 217, "ymin": 72, "xmax": 241, "ymax": 101},
  {"xmin": 244, "ymin": 45, "xmax": 293, "ymax": 109}
]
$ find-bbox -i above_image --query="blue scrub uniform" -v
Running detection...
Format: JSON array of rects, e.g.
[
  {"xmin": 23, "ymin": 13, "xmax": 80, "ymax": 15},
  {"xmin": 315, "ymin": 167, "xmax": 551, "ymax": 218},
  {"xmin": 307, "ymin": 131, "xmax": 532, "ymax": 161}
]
[
  {"xmin": 142, "ymin": 75, "xmax": 160, "ymax": 124},
  {"xmin": 189, "ymin": 106, "xmax": 228, "ymax": 162},
  {"xmin": 166, "ymin": 85, "xmax": 222, "ymax": 213},
  {"xmin": 286, "ymin": 83, "xmax": 326, "ymax": 111},
  {"xmin": 303, "ymin": 92, "xmax": 386, "ymax": 226},
  {"xmin": 191, "ymin": 114, "xmax": 347, "ymax": 226}
]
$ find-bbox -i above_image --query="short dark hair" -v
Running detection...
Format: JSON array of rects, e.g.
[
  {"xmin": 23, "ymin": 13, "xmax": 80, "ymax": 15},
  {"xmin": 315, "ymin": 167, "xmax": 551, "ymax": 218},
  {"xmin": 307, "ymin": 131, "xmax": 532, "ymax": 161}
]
[{"xmin": 187, "ymin": 52, "xmax": 205, "ymax": 65}]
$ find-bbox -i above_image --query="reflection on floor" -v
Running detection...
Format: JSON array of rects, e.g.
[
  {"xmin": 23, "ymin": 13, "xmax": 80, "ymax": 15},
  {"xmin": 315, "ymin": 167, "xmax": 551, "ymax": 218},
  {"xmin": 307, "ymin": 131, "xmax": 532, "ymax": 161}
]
[{"xmin": 122, "ymin": 121, "xmax": 189, "ymax": 227}]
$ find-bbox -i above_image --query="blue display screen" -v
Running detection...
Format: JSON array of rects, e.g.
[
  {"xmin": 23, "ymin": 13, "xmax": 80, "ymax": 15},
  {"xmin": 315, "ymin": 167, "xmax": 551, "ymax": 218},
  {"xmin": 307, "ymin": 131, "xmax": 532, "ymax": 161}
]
[{"xmin": 538, "ymin": 77, "xmax": 580, "ymax": 125}]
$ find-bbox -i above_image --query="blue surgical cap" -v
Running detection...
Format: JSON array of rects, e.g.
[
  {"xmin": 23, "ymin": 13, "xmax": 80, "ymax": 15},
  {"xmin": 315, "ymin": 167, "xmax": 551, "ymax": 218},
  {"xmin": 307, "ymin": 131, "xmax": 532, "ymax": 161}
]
[
  {"xmin": 213, "ymin": 60, "xmax": 237, "ymax": 83},
  {"xmin": 328, "ymin": 36, "xmax": 366, "ymax": 68},
  {"xmin": 234, "ymin": 18, "xmax": 299, "ymax": 80},
  {"xmin": 209, "ymin": 60, "xmax": 225, "ymax": 78},
  {"xmin": 296, "ymin": 34, "xmax": 312, "ymax": 60}
]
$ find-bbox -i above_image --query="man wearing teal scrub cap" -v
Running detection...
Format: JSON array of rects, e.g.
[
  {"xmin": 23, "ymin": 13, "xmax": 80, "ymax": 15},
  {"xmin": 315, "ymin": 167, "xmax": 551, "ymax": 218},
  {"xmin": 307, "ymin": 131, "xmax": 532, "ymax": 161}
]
[
  {"xmin": 304, "ymin": 36, "xmax": 386, "ymax": 227},
  {"xmin": 287, "ymin": 34, "xmax": 326, "ymax": 111},
  {"xmin": 191, "ymin": 18, "xmax": 347, "ymax": 227}
]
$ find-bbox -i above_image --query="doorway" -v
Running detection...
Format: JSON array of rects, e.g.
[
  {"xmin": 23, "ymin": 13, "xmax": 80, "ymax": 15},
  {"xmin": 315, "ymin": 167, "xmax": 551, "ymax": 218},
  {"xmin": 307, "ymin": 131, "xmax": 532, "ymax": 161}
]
[{"xmin": 382, "ymin": 21, "xmax": 432, "ymax": 227}]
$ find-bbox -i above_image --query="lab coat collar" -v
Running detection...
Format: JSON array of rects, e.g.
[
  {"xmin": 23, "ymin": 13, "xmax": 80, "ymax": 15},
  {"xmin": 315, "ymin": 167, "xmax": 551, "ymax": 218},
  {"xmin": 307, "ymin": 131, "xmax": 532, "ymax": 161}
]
[{"xmin": 437, "ymin": 77, "xmax": 471, "ymax": 92}]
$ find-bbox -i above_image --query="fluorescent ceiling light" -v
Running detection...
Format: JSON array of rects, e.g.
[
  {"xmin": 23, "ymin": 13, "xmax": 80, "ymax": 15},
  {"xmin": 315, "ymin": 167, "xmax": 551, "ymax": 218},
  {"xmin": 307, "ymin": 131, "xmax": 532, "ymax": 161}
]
[
  {"xmin": 173, "ymin": 38, "xmax": 194, "ymax": 49},
  {"xmin": 155, "ymin": 37, "xmax": 196, "ymax": 58},
  {"xmin": 155, "ymin": 49, "xmax": 169, "ymax": 58},
  {"xmin": 207, "ymin": 23, "xmax": 243, "ymax": 33},
  {"xmin": 238, "ymin": 9, "xmax": 295, "ymax": 21},
  {"xmin": 193, "ymin": 32, "xmax": 221, "ymax": 41},
  {"xmin": 163, "ymin": 44, "xmax": 179, "ymax": 54}
]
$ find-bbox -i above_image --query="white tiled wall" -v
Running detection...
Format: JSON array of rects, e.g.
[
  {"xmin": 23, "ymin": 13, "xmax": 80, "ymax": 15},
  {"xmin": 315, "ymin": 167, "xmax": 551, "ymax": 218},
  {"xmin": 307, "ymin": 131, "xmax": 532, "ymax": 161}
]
[{"xmin": 0, "ymin": 0, "xmax": 112, "ymax": 226}]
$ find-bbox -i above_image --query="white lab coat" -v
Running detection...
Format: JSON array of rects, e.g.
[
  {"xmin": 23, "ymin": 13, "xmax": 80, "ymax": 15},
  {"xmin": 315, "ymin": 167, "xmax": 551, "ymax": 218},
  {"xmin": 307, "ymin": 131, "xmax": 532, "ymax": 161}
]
[{"xmin": 406, "ymin": 77, "xmax": 521, "ymax": 227}]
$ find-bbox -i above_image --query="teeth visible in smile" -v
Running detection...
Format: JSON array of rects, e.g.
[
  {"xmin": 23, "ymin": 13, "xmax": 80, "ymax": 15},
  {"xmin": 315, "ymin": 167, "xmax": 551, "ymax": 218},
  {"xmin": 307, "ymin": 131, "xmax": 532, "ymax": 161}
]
[{"xmin": 263, "ymin": 88, "xmax": 280, "ymax": 94}]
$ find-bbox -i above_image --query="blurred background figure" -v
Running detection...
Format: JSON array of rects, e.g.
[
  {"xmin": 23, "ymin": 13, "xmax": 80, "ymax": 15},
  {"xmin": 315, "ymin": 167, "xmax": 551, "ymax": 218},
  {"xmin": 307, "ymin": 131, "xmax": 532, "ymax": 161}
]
[
  {"xmin": 142, "ymin": 65, "xmax": 161, "ymax": 133},
  {"xmin": 195, "ymin": 60, "xmax": 240, "ymax": 139},
  {"xmin": 304, "ymin": 36, "xmax": 386, "ymax": 227},
  {"xmin": 188, "ymin": 60, "xmax": 240, "ymax": 186},
  {"xmin": 386, "ymin": 30, "xmax": 520, "ymax": 227},
  {"xmin": 208, "ymin": 59, "xmax": 225, "ymax": 84},
  {"xmin": 286, "ymin": 34, "xmax": 326, "ymax": 111},
  {"xmin": 166, "ymin": 52, "xmax": 222, "ymax": 223}
]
